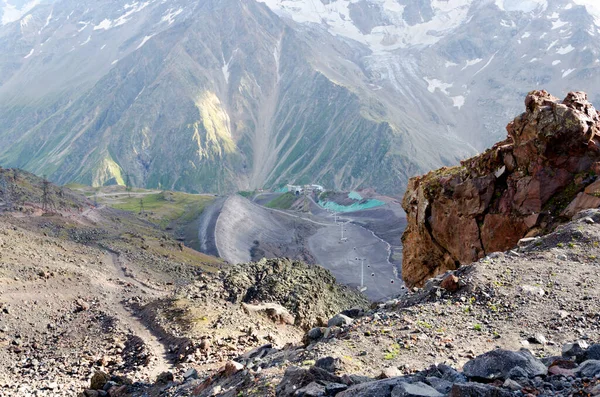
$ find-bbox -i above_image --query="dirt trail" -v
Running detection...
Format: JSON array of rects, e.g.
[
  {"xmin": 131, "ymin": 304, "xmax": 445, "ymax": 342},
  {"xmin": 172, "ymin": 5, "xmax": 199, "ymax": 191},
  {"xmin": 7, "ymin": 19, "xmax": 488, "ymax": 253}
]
[{"xmin": 105, "ymin": 252, "xmax": 174, "ymax": 381}]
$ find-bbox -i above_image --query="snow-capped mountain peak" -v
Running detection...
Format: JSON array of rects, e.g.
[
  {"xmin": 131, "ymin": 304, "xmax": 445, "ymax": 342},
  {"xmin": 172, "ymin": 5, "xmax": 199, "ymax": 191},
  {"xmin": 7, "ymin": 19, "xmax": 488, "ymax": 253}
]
[
  {"xmin": 0, "ymin": 0, "xmax": 45, "ymax": 25},
  {"xmin": 258, "ymin": 0, "xmax": 479, "ymax": 51}
]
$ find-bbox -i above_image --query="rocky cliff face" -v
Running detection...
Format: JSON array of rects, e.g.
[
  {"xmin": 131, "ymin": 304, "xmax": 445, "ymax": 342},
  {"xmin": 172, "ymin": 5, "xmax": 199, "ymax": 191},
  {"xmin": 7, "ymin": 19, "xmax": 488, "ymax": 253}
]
[{"xmin": 402, "ymin": 90, "xmax": 600, "ymax": 287}]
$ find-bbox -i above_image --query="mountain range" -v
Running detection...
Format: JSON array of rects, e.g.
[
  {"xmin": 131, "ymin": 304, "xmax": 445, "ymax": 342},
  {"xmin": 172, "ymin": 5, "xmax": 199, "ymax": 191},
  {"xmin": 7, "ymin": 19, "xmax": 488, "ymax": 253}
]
[{"xmin": 1, "ymin": 0, "xmax": 600, "ymax": 194}]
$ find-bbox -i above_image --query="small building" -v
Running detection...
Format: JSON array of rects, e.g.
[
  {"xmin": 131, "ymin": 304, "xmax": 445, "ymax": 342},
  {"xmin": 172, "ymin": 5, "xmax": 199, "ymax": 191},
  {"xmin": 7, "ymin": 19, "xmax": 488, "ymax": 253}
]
[{"xmin": 287, "ymin": 184, "xmax": 304, "ymax": 195}]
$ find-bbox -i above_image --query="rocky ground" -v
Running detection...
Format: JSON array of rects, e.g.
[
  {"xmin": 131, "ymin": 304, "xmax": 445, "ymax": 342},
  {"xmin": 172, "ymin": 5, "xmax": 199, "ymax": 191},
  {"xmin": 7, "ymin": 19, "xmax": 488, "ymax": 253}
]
[
  {"xmin": 2, "ymin": 156, "xmax": 600, "ymax": 397},
  {"xmin": 77, "ymin": 209, "xmax": 600, "ymax": 396},
  {"xmin": 0, "ymin": 170, "xmax": 370, "ymax": 396}
]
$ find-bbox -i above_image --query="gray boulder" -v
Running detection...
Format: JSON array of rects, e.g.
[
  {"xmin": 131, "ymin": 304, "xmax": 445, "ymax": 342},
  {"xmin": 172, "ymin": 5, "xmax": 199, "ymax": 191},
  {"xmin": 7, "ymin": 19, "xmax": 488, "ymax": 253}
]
[
  {"xmin": 324, "ymin": 382, "xmax": 349, "ymax": 395},
  {"xmin": 336, "ymin": 377, "xmax": 409, "ymax": 397},
  {"xmin": 463, "ymin": 349, "xmax": 547, "ymax": 380},
  {"xmin": 562, "ymin": 341, "xmax": 589, "ymax": 358},
  {"xmin": 391, "ymin": 381, "xmax": 444, "ymax": 397},
  {"xmin": 277, "ymin": 367, "xmax": 316, "ymax": 397},
  {"xmin": 576, "ymin": 360, "xmax": 600, "ymax": 378},
  {"xmin": 304, "ymin": 327, "xmax": 327, "ymax": 345},
  {"xmin": 328, "ymin": 313, "xmax": 353, "ymax": 327},
  {"xmin": 449, "ymin": 382, "xmax": 513, "ymax": 397},
  {"xmin": 316, "ymin": 356, "xmax": 343, "ymax": 373},
  {"xmin": 296, "ymin": 381, "xmax": 326, "ymax": 397},
  {"xmin": 583, "ymin": 344, "xmax": 600, "ymax": 362},
  {"xmin": 425, "ymin": 377, "xmax": 453, "ymax": 394}
]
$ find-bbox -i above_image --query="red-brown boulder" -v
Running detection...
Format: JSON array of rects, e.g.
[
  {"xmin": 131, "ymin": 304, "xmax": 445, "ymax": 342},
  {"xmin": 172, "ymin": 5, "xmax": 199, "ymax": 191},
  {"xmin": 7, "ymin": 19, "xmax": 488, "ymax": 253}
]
[{"xmin": 402, "ymin": 91, "xmax": 600, "ymax": 287}]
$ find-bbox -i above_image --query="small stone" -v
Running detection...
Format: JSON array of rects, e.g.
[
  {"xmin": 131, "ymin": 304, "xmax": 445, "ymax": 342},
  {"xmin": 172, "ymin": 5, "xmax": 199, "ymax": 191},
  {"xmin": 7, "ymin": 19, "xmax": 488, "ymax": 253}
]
[
  {"xmin": 327, "ymin": 314, "xmax": 353, "ymax": 328},
  {"xmin": 440, "ymin": 274, "xmax": 460, "ymax": 292},
  {"xmin": 520, "ymin": 285, "xmax": 545, "ymax": 296},
  {"xmin": 584, "ymin": 217, "xmax": 595, "ymax": 224},
  {"xmin": 46, "ymin": 382, "xmax": 58, "ymax": 390},
  {"xmin": 528, "ymin": 333, "xmax": 547, "ymax": 345},
  {"xmin": 341, "ymin": 307, "xmax": 364, "ymax": 318},
  {"xmin": 379, "ymin": 367, "xmax": 402, "ymax": 379},
  {"xmin": 502, "ymin": 379, "xmax": 522, "ymax": 391},
  {"xmin": 518, "ymin": 237, "xmax": 538, "ymax": 247},
  {"xmin": 304, "ymin": 327, "xmax": 324, "ymax": 345},
  {"xmin": 548, "ymin": 366, "xmax": 576, "ymax": 377},
  {"xmin": 562, "ymin": 341, "xmax": 589, "ymax": 358},
  {"xmin": 183, "ymin": 368, "xmax": 199, "ymax": 380},
  {"xmin": 75, "ymin": 299, "xmax": 90, "ymax": 312},
  {"xmin": 90, "ymin": 371, "xmax": 110, "ymax": 390},
  {"xmin": 224, "ymin": 360, "xmax": 244, "ymax": 377},
  {"xmin": 155, "ymin": 371, "xmax": 174, "ymax": 385}
]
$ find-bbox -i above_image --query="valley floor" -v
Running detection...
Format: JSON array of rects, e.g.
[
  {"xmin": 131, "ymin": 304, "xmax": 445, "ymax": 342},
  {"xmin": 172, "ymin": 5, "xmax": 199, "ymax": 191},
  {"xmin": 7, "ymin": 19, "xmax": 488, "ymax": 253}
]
[{"xmin": 199, "ymin": 192, "xmax": 407, "ymax": 301}]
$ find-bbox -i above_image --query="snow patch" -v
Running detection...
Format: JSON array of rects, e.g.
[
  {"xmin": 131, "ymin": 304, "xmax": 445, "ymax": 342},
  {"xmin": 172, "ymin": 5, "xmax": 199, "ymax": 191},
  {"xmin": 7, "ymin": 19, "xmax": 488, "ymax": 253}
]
[
  {"xmin": 81, "ymin": 35, "xmax": 91, "ymax": 46},
  {"xmin": 424, "ymin": 77, "xmax": 452, "ymax": 95},
  {"xmin": 451, "ymin": 96, "xmax": 465, "ymax": 109},
  {"xmin": 23, "ymin": 48, "xmax": 34, "ymax": 59},
  {"xmin": 161, "ymin": 8, "xmax": 183, "ymax": 25},
  {"xmin": 78, "ymin": 21, "xmax": 91, "ymax": 32},
  {"xmin": 562, "ymin": 68, "xmax": 575, "ymax": 77},
  {"xmin": 461, "ymin": 58, "xmax": 483, "ymax": 70},
  {"xmin": 546, "ymin": 40, "xmax": 558, "ymax": 51},
  {"xmin": 473, "ymin": 53, "xmax": 497, "ymax": 76},
  {"xmin": 136, "ymin": 34, "xmax": 154, "ymax": 49},
  {"xmin": 258, "ymin": 0, "xmax": 476, "ymax": 52},
  {"xmin": 93, "ymin": 1, "xmax": 150, "ymax": 31},
  {"xmin": 495, "ymin": 0, "xmax": 547, "ymax": 13},
  {"xmin": 552, "ymin": 19, "xmax": 568, "ymax": 30},
  {"xmin": 38, "ymin": 9, "xmax": 52, "ymax": 34},
  {"xmin": 521, "ymin": 32, "xmax": 531, "ymax": 38},
  {"xmin": 556, "ymin": 45, "xmax": 575, "ymax": 55},
  {"xmin": 552, "ymin": 60, "xmax": 561, "ymax": 65},
  {"xmin": 93, "ymin": 19, "xmax": 113, "ymax": 30}
]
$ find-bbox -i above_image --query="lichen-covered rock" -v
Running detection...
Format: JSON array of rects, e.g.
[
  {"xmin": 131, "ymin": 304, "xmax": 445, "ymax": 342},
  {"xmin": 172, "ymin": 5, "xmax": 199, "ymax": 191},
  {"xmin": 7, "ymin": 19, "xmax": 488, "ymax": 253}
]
[
  {"xmin": 402, "ymin": 91, "xmax": 600, "ymax": 287},
  {"xmin": 222, "ymin": 258, "xmax": 369, "ymax": 329}
]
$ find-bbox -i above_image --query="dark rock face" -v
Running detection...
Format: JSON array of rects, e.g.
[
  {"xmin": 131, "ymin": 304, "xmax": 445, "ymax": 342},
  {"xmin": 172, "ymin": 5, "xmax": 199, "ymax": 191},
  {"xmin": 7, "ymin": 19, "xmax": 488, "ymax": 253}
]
[
  {"xmin": 463, "ymin": 349, "xmax": 547, "ymax": 381},
  {"xmin": 402, "ymin": 91, "xmax": 600, "ymax": 287}
]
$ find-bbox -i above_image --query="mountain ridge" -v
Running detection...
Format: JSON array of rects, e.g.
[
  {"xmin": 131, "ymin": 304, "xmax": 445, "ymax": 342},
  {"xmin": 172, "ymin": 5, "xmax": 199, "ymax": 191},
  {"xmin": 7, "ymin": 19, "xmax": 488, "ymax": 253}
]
[{"xmin": 2, "ymin": 0, "xmax": 600, "ymax": 195}]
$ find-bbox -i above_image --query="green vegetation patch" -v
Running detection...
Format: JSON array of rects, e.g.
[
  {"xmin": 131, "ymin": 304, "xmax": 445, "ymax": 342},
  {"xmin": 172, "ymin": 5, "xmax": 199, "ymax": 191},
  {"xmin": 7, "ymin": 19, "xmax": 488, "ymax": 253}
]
[
  {"xmin": 109, "ymin": 190, "xmax": 214, "ymax": 228},
  {"xmin": 237, "ymin": 191, "xmax": 255, "ymax": 198},
  {"xmin": 265, "ymin": 192, "xmax": 298, "ymax": 209}
]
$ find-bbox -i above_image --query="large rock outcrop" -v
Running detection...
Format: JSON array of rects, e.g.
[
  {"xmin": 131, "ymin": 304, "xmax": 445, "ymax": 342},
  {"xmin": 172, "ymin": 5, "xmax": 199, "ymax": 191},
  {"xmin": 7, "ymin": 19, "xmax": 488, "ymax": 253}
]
[{"xmin": 402, "ymin": 91, "xmax": 600, "ymax": 287}]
